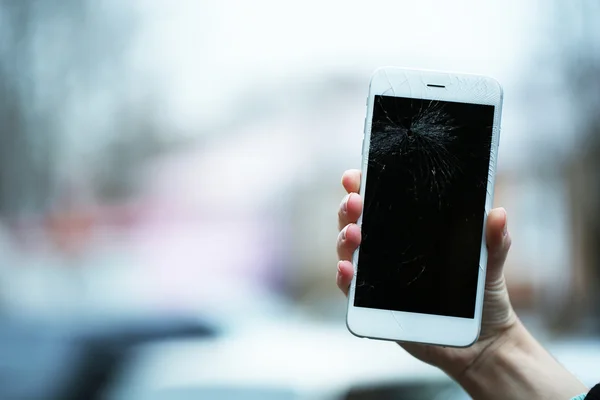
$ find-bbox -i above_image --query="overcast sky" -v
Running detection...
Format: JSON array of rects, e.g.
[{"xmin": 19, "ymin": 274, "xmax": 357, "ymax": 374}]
[
  {"xmin": 13, "ymin": 0, "xmax": 578, "ymax": 173},
  {"xmin": 124, "ymin": 0, "xmax": 573, "ymax": 167},
  {"xmin": 130, "ymin": 0, "xmax": 544, "ymax": 124}
]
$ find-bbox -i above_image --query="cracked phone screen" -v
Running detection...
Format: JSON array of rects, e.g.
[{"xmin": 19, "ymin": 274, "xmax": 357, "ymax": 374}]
[{"xmin": 354, "ymin": 95, "xmax": 495, "ymax": 319}]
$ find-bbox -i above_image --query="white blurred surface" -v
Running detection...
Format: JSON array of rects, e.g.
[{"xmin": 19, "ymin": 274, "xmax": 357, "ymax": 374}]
[{"xmin": 108, "ymin": 319, "xmax": 458, "ymax": 400}]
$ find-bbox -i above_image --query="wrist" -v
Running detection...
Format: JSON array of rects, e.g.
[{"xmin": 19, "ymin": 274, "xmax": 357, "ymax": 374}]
[{"xmin": 452, "ymin": 320, "xmax": 587, "ymax": 400}]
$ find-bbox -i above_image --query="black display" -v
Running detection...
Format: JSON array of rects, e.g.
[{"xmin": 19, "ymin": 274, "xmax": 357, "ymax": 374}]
[{"xmin": 354, "ymin": 95, "xmax": 495, "ymax": 319}]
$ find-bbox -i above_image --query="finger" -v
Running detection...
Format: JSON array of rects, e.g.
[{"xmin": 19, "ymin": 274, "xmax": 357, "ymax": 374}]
[
  {"xmin": 341, "ymin": 169, "xmax": 361, "ymax": 194},
  {"xmin": 338, "ymin": 192, "xmax": 364, "ymax": 230},
  {"xmin": 337, "ymin": 223, "xmax": 361, "ymax": 262},
  {"xmin": 485, "ymin": 207, "xmax": 511, "ymax": 284},
  {"xmin": 336, "ymin": 260, "xmax": 354, "ymax": 296}
]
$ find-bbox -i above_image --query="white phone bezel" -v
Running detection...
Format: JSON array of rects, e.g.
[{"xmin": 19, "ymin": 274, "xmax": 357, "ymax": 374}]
[{"xmin": 346, "ymin": 67, "xmax": 503, "ymax": 347}]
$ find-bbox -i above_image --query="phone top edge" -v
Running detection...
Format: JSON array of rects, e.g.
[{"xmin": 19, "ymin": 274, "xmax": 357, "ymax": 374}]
[
  {"xmin": 368, "ymin": 67, "xmax": 503, "ymax": 109},
  {"xmin": 370, "ymin": 67, "xmax": 503, "ymax": 97},
  {"xmin": 371, "ymin": 66, "xmax": 502, "ymax": 82}
]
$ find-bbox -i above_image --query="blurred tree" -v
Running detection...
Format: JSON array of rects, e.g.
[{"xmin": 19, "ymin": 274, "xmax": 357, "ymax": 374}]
[
  {"xmin": 0, "ymin": 0, "xmax": 54, "ymax": 217},
  {"xmin": 549, "ymin": 0, "xmax": 600, "ymax": 332},
  {"xmin": 0, "ymin": 0, "xmax": 160, "ymax": 217},
  {"xmin": 92, "ymin": 97, "xmax": 180, "ymax": 202}
]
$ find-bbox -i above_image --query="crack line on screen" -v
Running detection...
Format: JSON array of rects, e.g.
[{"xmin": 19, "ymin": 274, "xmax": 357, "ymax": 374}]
[
  {"xmin": 368, "ymin": 99, "xmax": 462, "ymax": 213},
  {"xmin": 391, "ymin": 310, "xmax": 404, "ymax": 331},
  {"xmin": 364, "ymin": 90, "xmax": 466, "ymax": 287}
]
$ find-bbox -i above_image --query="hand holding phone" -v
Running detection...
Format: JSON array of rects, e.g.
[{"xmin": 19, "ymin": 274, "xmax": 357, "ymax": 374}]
[
  {"xmin": 337, "ymin": 193, "xmax": 586, "ymax": 399},
  {"xmin": 337, "ymin": 171, "xmax": 513, "ymax": 363},
  {"xmin": 344, "ymin": 67, "xmax": 507, "ymax": 348}
]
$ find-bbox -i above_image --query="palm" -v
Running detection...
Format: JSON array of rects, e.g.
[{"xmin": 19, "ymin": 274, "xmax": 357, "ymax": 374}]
[{"xmin": 400, "ymin": 274, "xmax": 516, "ymax": 375}]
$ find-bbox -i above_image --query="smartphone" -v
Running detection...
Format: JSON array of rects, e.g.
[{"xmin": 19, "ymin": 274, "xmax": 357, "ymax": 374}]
[{"xmin": 346, "ymin": 67, "xmax": 503, "ymax": 347}]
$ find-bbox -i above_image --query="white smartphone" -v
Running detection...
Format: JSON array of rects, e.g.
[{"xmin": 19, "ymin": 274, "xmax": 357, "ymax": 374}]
[{"xmin": 347, "ymin": 67, "xmax": 503, "ymax": 347}]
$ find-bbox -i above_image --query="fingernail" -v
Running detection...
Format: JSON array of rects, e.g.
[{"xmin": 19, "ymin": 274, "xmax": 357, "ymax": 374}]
[
  {"xmin": 341, "ymin": 225, "xmax": 348, "ymax": 240},
  {"xmin": 336, "ymin": 262, "xmax": 343, "ymax": 284},
  {"xmin": 341, "ymin": 194, "xmax": 350, "ymax": 213},
  {"xmin": 502, "ymin": 209, "xmax": 508, "ymax": 237}
]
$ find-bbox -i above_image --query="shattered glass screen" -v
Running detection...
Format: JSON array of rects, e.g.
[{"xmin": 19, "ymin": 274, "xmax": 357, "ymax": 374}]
[{"xmin": 354, "ymin": 95, "xmax": 495, "ymax": 319}]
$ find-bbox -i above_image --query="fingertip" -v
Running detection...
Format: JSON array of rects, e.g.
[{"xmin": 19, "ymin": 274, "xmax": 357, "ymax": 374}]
[
  {"xmin": 338, "ymin": 260, "xmax": 354, "ymax": 278},
  {"xmin": 485, "ymin": 207, "xmax": 508, "ymax": 249},
  {"xmin": 337, "ymin": 223, "xmax": 361, "ymax": 262},
  {"xmin": 490, "ymin": 207, "xmax": 507, "ymax": 223},
  {"xmin": 487, "ymin": 207, "xmax": 507, "ymax": 234},
  {"xmin": 342, "ymin": 169, "xmax": 361, "ymax": 194},
  {"xmin": 337, "ymin": 260, "xmax": 354, "ymax": 295},
  {"xmin": 345, "ymin": 193, "xmax": 363, "ymax": 220},
  {"xmin": 485, "ymin": 208, "xmax": 511, "ymax": 280},
  {"xmin": 498, "ymin": 207, "xmax": 507, "ymax": 227},
  {"xmin": 344, "ymin": 223, "xmax": 362, "ymax": 247}
]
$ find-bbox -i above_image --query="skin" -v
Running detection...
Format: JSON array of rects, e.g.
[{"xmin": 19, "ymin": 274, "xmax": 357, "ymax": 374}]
[
  {"xmin": 336, "ymin": 168, "xmax": 516, "ymax": 377},
  {"xmin": 335, "ymin": 169, "xmax": 588, "ymax": 399}
]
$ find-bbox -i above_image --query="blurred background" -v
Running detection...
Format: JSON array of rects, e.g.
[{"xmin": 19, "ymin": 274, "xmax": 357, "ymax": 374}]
[{"xmin": 1, "ymin": 0, "xmax": 600, "ymax": 398}]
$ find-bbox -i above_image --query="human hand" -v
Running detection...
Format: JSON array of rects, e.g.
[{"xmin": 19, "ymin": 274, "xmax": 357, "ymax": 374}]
[{"xmin": 336, "ymin": 169, "xmax": 517, "ymax": 378}]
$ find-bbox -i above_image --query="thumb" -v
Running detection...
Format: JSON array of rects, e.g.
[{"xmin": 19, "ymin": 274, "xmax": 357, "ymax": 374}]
[{"xmin": 485, "ymin": 207, "xmax": 511, "ymax": 285}]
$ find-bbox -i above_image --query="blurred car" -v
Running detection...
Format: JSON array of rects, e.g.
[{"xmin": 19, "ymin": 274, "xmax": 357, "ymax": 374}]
[
  {"xmin": 0, "ymin": 314, "xmax": 216, "ymax": 400},
  {"xmin": 107, "ymin": 313, "xmax": 600, "ymax": 400},
  {"xmin": 107, "ymin": 317, "xmax": 467, "ymax": 400}
]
